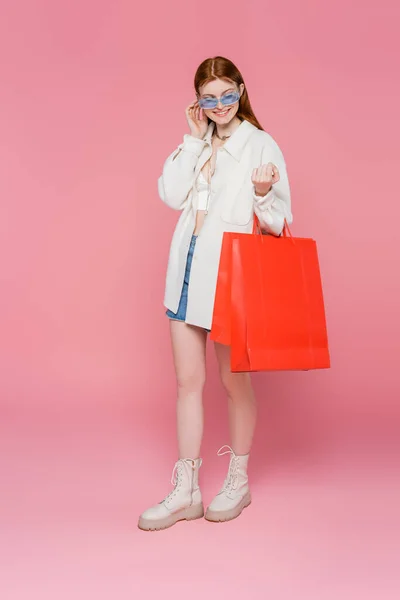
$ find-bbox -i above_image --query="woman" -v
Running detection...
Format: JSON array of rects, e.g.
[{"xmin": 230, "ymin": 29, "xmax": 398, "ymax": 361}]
[{"xmin": 138, "ymin": 56, "xmax": 292, "ymax": 531}]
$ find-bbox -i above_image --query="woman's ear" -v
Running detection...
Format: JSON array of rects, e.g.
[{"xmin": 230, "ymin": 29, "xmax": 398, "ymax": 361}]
[{"xmin": 239, "ymin": 83, "xmax": 245, "ymax": 97}]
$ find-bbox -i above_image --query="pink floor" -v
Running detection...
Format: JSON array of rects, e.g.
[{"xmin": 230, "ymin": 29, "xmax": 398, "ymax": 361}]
[{"xmin": 1, "ymin": 400, "xmax": 398, "ymax": 600}]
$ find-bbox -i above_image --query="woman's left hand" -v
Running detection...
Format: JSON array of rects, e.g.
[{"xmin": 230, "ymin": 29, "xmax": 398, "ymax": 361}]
[{"xmin": 252, "ymin": 163, "xmax": 280, "ymax": 197}]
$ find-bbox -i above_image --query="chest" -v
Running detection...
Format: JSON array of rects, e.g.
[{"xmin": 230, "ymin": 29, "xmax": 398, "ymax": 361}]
[{"xmin": 193, "ymin": 145, "xmax": 260, "ymax": 226}]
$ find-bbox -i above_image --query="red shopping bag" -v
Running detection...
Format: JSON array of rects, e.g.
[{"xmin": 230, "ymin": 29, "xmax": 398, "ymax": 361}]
[
  {"xmin": 210, "ymin": 219, "xmax": 330, "ymax": 372},
  {"xmin": 208, "ymin": 231, "xmax": 235, "ymax": 346}
]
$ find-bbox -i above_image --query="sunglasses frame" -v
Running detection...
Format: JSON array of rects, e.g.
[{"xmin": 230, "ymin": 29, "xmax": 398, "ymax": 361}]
[{"xmin": 197, "ymin": 90, "xmax": 241, "ymax": 110}]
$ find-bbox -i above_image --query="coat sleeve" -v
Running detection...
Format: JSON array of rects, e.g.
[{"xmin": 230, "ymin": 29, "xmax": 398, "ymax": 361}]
[
  {"xmin": 252, "ymin": 136, "xmax": 293, "ymax": 236},
  {"xmin": 158, "ymin": 134, "xmax": 207, "ymax": 211}
]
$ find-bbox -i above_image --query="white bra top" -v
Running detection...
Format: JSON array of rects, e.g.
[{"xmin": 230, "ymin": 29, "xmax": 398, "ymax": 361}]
[{"xmin": 196, "ymin": 170, "xmax": 210, "ymax": 211}]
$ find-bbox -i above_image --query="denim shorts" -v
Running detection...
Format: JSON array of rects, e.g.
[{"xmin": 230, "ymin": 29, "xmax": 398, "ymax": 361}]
[{"xmin": 166, "ymin": 235, "xmax": 198, "ymax": 324}]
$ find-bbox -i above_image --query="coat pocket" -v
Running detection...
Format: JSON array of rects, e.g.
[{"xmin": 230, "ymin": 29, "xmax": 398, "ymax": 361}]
[{"xmin": 220, "ymin": 179, "xmax": 253, "ymax": 226}]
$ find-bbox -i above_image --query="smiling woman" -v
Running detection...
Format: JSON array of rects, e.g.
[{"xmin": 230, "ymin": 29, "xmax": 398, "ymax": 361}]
[
  {"xmin": 194, "ymin": 57, "xmax": 264, "ymax": 131},
  {"xmin": 138, "ymin": 56, "xmax": 292, "ymax": 532}
]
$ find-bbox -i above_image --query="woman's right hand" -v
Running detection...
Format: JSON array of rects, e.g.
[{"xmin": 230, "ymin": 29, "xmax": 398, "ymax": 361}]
[{"xmin": 185, "ymin": 101, "xmax": 208, "ymax": 139}]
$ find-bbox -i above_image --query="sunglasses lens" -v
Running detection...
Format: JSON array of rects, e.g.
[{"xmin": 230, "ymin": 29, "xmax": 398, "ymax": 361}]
[
  {"xmin": 221, "ymin": 92, "xmax": 240, "ymax": 106},
  {"xmin": 198, "ymin": 98, "xmax": 217, "ymax": 109}
]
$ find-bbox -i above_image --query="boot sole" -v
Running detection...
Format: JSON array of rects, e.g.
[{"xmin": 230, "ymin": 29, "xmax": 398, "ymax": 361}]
[
  {"xmin": 138, "ymin": 503, "xmax": 204, "ymax": 531},
  {"xmin": 205, "ymin": 492, "xmax": 251, "ymax": 523}
]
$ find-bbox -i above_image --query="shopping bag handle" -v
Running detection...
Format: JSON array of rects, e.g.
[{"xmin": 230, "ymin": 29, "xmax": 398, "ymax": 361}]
[
  {"xmin": 252, "ymin": 216, "xmax": 294, "ymax": 241},
  {"xmin": 281, "ymin": 220, "xmax": 294, "ymax": 239},
  {"xmin": 252, "ymin": 215, "xmax": 263, "ymax": 236}
]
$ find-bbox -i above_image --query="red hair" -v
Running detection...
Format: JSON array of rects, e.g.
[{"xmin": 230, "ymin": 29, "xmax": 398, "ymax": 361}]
[{"xmin": 194, "ymin": 56, "xmax": 264, "ymax": 131}]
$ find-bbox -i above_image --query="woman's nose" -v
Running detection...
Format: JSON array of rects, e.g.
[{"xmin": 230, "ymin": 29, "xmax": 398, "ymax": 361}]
[{"xmin": 216, "ymin": 99, "xmax": 224, "ymax": 108}]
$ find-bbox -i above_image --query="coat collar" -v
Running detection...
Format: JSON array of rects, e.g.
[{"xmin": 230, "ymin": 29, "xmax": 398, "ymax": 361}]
[{"xmin": 204, "ymin": 119, "xmax": 258, "ymax": 162}]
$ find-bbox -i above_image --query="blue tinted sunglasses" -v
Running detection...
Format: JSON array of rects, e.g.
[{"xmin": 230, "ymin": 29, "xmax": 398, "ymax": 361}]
[{"xmin": 198, "ymin": 91, "xmax": 240, "ymax": 110}]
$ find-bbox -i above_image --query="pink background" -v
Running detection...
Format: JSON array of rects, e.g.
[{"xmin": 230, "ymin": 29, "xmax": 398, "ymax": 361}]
[{"xmin": 1, "ymin": 1, "xmax": 399, "ymax": 598}]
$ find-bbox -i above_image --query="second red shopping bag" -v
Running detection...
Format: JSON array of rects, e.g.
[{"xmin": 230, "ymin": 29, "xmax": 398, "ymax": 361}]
[{"xmin": 210, "ymin": 221, "xmax": 330, "ymax": 372}]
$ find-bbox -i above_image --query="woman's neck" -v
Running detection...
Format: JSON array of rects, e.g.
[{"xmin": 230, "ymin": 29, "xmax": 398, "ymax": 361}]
[{"xmin": 215, "ymin": 117, "xmax": 241, "ymax": 140}]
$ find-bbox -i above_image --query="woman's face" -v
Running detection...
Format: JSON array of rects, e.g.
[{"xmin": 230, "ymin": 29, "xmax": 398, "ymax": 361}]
[{"xmin": 198, "ymin": 78, "xmax": 244, "ymax": 126}]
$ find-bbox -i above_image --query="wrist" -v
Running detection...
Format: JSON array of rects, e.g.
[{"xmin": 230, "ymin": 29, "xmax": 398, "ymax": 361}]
[
  {"xmin": 189, "ymin": 131, "xmax": 205, "ymax": 140},
  {"xmin": 254, "ymin": 185, "xmax": 272, "ymax": 197}
]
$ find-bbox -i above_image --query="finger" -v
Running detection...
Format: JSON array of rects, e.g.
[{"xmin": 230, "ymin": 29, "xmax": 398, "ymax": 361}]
[
  {"xmin": 256, "ymin": 166, "xmax": 264, "ymax": 180},
  {"xmin": 261, "ymin": 164, "xmax": 269, "ymax": 180},
  {"xmin": 270, "ymin": 162, "xmax": 280, "ymax": 180},
  {"xmin": 266, "ymin": 163, "xmax": 274, "ymax": 181},
  {"xmin": 251, "ymin": 168, "xmax": 258, "ymax": 183},
  {"xmin": 186, "ymin": 102, "xmax": 197, "ymax": 116}
]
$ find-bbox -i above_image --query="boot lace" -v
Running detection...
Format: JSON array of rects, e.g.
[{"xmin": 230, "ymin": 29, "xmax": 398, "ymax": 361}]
[
  {"xmin": 162, "ymin": 460, "xmax": 184, "ymax": 503},
  {"xmin": 161, "ymin": 458, "xmax": 201, "ymax": 504},
  {"xmin": 217, "ymin": 445, "xmax": 239, "ymax": 493}
]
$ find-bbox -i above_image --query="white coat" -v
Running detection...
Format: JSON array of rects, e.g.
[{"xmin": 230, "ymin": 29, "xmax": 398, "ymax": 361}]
[{"xmin": 158, "ymin": 119, "xmax": 293, "ymax": 330}]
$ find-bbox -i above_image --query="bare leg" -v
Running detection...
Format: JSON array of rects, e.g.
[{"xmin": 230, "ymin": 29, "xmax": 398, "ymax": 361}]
[
  {"xmin": 214, "ymin": 342, "xmax": 257, "ymax": 456},
  {"xmin": 170, "ymin": 321, "xmax": 207, "ymax": 459}
]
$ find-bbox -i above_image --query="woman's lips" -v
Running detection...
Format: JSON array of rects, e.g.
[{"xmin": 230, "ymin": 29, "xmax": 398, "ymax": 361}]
[{"xmin": 213, "ymin": 107, "xmax": 231, "ymax": 117}]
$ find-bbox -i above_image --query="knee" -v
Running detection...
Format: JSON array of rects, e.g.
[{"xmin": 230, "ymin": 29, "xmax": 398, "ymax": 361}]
[
  {"xmin": 220, "ymin": 370, "xmax": 252, "ymax": 400},
  {"xmin": 176, "ymin": 369, "xmax": 206, "ymax": 396}
]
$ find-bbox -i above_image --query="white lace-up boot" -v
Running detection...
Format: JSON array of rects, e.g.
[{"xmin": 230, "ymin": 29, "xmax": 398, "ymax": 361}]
[
  {"xmin": 205, "ymin": 446, "xmax": 251, "ymax": 522},
  {"xmin": 138, "ymin": 458, "xmax": 204, "ymax": 531}
]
